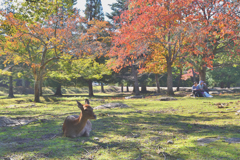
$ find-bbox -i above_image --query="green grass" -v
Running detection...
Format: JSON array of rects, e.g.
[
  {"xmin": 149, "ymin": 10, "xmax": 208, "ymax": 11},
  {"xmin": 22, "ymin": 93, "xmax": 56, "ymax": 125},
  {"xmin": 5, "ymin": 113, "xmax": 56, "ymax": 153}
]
[{"xmin": 0, "ymin": 92, "xmax": 240, "ymax": 160}]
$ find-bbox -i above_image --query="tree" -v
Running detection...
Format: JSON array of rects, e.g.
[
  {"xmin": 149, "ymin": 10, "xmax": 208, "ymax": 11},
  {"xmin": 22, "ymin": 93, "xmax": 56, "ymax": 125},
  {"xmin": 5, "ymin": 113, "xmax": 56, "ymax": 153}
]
[
  {"xmin": 10, "ymin": 0, "xmax": 77, "ymax": 23},
  {"xmin": 109, "ymin": 0, "xmax": 195, "ymax": 95},
  {"xmin": 106, "ymin": 0, "xmax": 128, "ymax": 25},
  {"xmin": 184, "ymin": 0, "xmax": 240, "ymax": 81},
  {"xmin": 45, "ymin": 58, "xmax": 73, "ymax": 96},
  {"xmin": 73, "ymin": 58, "xmax": 111, "ymax": 97},
  {"xmin": 0, "ymin": 10, "xmax": 86, "ymax": 102},
  {"xmin": 85, "ymin": 0, "xmax": 104, "ymax": 21},
  {"xmin": 207, "ymin": 66, "xmax": 240, "ymax": 88}
]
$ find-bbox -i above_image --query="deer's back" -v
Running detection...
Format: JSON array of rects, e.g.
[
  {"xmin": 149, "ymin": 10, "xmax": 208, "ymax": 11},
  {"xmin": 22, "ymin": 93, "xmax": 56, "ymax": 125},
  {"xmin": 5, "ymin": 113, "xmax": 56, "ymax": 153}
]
[
  {"xmin": 65, "ymin": 115, "xmax": 79, "ymax": 122},
  {"xmin": 63, "ymin": 115, "xmax": 92, "ymax": 137}
]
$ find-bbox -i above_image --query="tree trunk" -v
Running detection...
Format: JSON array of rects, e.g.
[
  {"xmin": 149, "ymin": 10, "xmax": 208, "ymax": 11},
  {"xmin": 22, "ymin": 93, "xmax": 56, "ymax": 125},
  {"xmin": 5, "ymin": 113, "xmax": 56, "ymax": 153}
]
[
  {"xmin": 55, "ymin": 84, "xmax": 62, "ymax": 96},
  {"xmin": 227, "ymin": 82, "xmax": 230, "ymax": 88},
  {"xmin": 141, "ymin": 84, "xmax": 147, "ymax": 93},
  {"xmin": 34, "ymin": 78, "xmax": 40, "ymax": 102},
  {"xmin": 121, "ymin": 83, "xmax": 123, "ymax": 92},
  {"xmin": 155, "ymin": 74, "xmax": 160, "ymax": 93},
  {"xmin": 177, "ymin": 68, "xmax": 182, "ymax": 91},
  {"xmin": 101, "ymin": 82, "xmax": 105, "ymax": 93},
  {"xmin": 22, "ymin": 77, "xmax": 26, "ymax": 94},
  {"xmin": 198, "ymin": 67, "xmax": 206, "ymax": 82},
  {"xmin": 220, "ymin": 82, "xmax": 224, "ymax": 88},
  {"xmin": 88, "ymin": 80, "xmax": 94, "ymax": 97},
  {"xmin": 126, "ymin": 84, "xmax": 129, "ymax": 92},
  {"xmin": 39, "ymin": 76, "xmax": 43, "ymax": 96},
  {"xmin": 8, "ymin": 67, "xmax": 14, "ymax": 98},
  {"xmin": 192, "ymin": 68, "xmax": 196, "ymax": 83},
  {"xmin": 132, "ymin": 65, "xmax": 139, "ymax": 95},
  {"xmin": 167, "ymin": 63, "xmax": 174, "ymax": 95}
]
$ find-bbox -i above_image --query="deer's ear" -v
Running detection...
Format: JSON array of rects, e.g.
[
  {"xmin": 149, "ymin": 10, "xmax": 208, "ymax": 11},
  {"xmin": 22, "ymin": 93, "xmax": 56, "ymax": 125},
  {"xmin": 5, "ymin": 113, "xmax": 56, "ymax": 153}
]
[
  {"xmin": 76, "ymin": 101, "xmax": 84, "ymax": 111},
  {"xmin": 85, "ymin": 99, "xmax": 90, "ymax": 105}
]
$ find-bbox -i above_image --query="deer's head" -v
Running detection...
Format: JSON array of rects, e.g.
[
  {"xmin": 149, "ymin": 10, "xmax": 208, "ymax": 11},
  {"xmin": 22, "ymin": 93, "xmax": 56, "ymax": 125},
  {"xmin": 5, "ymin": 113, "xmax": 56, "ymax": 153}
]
[{"xmin": 77, "ymin": 99, "xmax": 97, "ymax": 119}]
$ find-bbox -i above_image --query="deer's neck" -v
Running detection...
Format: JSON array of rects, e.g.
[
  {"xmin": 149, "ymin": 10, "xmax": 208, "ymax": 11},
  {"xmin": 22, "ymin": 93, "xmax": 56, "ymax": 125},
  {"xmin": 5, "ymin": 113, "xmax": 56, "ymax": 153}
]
[{"xmin": 75, "ymin": 112, "xmax": 88, "ymax": 133}]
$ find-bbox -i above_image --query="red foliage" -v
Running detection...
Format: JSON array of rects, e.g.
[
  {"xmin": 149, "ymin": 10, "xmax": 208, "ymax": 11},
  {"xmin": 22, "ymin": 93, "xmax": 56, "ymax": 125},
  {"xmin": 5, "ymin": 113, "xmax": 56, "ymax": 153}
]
[
  {"xmin": 108, "ymin": 0, "xmax": 239, "ymax": 71},
  {"xmin": 181, "ymin": 69, "xmax": 199, "ymax": 80}
]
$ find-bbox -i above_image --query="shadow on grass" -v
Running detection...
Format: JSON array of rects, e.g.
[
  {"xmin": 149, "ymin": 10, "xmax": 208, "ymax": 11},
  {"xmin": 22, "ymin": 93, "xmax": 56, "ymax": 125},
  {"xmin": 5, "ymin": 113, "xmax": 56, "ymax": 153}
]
[{"xmin": 1, "ymin": 98, "xmax": 239, "ymax": 159}]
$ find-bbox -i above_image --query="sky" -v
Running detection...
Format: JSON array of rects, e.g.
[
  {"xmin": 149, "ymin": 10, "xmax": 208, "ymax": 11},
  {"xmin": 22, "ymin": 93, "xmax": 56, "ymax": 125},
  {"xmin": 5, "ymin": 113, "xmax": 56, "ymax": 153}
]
[
  {"xmin": 0, "ymin": 0, "xmax": 117, "ymax": 20},
  {"xmin": 76, "ymin": 0, "xmax": 117, "ymax": 19}
]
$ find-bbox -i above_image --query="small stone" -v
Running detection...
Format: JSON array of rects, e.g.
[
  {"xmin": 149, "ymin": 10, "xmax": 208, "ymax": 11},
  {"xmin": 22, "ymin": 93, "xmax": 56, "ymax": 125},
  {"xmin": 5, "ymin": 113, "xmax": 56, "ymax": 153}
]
[
  {"xmin": 224, "ymin": 138, "xmax": 240, "ymax": 143},
  {"xmin": 94, "ymin": 137, "xmax": 99, "ymax": 141},
  {"xmin": 167, "ymin": 140, "xmax": 174, "ymax": 144},
  {"xmin": 6, "ymin": 105, "xmax": 16, "ymax": 108},
  {"xmin": 125, "ymin": 95, "xmax": 144, "ymax": 99},
  {"xmin": 95, "ymin": 103, "xmax": 129, "ymax": 110}
]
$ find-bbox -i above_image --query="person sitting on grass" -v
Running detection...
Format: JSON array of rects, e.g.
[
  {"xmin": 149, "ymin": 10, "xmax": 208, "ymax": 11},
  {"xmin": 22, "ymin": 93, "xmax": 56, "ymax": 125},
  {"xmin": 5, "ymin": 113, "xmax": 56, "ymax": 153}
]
[
  {"xmin": 198, "ymin": 80, "xmax": 212, "ymax": 97},
  {"xmin": 198, "ymin": 81, "xmax": 209, "ymax": 92},
  {"xmin": 203, "ymin": 82, "xmax": 209, "ymax": 93},
  {"xmin": 192, "ymin": 81, "xmax": 203, "ymax": 97}
]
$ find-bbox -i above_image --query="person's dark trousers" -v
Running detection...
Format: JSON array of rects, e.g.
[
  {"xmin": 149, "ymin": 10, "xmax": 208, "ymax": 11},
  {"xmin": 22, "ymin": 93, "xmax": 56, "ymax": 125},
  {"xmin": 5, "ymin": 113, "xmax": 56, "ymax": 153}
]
[{"xmin": 193, "ymin": 90, "xmax": 203, "ymax": 97}]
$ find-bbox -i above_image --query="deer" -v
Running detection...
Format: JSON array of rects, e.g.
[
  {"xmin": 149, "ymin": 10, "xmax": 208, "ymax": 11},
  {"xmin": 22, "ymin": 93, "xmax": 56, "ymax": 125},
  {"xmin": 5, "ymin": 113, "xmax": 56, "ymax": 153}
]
[{"xmin": 62, "ymin": 99, "xmax": 97, "ymax": 138}]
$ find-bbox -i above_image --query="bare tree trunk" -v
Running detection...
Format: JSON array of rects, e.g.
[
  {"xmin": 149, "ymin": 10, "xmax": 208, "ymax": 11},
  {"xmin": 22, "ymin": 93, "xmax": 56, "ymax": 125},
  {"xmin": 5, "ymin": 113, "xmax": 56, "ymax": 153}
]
[
  {"xmin": 198, "ymin": 67, "xmax": 206, "ymax": 82},
  {"xmin": 126, "ymin": 84, "xmax": 129, "ymax": 92},
  {"xmin": 34, "ymin": 78, "xmax": 40, "ymax": 102},
  {"xmin": 8, "ymin": 67, "xmax": 14, "ymax": 98},
  {"xmin": 132, "ymin": 65, "xmax": 139, "ymax": 95},
  {"xmin": 167, "ymin": 64, "xmax": 174, "ymax": 95},
  {"xmin": 22, "ymin": 77, "xmax": 26, "ymax": 94},
  {"xmin": 39, "ymin": 76, "xmax": 43, "ymax": 96},
  {"xmin": 192, "ymin": 67, "xmax": 196, "ymax": 82},
  {"xmin": 155, "ymin": 74, "xmax": 160, "ymax": 93},
  {"xmin": 101, "ymin": 82, "xmax": 105, "ymax": 93},
  {"xmin": 121, "ymin": 83, "xmax": 123, "ymax": 92},
  {"xmin": 227, "ymin": 82, "xmax": 230, "ymax": 88},
  {"xmin": 177, "ymin": 68, "xmax": 182, "ymax": 91},
  {"xmin": 141, "ymin": 84, "xmax": 147, "ymax": 93},
  {"xmin": 55, "ymin": 83, "xmax": 62, "ymax": 96},
  {"xmin": 88, "ymin": 80, "xmax": 94, "ymax": 97},
  {"xmin": 220, "ymin": 82, "xmax": 224, "ymax": 88}
]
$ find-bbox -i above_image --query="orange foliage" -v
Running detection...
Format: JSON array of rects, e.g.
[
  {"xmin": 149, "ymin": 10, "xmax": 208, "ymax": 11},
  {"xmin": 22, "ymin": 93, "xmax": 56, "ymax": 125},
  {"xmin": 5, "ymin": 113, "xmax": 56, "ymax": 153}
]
[
  {"xmin": 108, "ymin": 0, "xmax": 239, "ymax": 72},
  {"xmin": 0, "ymin": 10, "xmax": 87, "ymax": 68}
]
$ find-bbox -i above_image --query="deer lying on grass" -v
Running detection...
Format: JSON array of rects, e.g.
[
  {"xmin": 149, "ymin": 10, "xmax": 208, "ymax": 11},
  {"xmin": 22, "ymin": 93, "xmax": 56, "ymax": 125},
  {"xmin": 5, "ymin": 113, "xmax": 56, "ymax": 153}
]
[{"xmin": 62, "ymin": 99, "xmax": 97, "ymax": 138}]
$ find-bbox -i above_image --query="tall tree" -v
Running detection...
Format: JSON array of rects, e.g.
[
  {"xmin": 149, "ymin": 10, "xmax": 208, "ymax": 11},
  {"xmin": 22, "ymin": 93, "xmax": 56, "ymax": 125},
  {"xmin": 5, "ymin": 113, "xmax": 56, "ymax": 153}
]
[
  {"xmin": 185, "ymin": 0, "xmax": 240, "ymax": 81},
  {"xmin": 109, "ymin": 0, "xmax": 194, "ymax": 95},
  {"xmin": 106, "ymin": 0, "xmax": 128, "ymax": 25},
  {"xmin": 0, "ymin": 10, "xmax": 86, "ymax": 102},
  {"xmin": 85, "ymin": 0, "xmax": 104, "ymax": 21},
  {"xmin": 84, "ymin": 0, "xmax": 111, "ymax": 96}
]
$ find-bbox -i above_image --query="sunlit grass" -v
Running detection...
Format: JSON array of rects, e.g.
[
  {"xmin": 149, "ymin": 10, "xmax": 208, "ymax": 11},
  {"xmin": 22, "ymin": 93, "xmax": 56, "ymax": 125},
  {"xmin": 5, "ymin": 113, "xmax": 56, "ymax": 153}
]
[{"xmin": 0, "ymin": 92, "xmax": 240, "ymax": 159}]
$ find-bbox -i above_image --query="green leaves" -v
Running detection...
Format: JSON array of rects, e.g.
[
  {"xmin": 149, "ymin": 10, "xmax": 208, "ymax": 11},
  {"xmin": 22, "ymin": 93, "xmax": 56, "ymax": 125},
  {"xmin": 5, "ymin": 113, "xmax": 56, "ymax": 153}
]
[
  {"xmin": 11, "ymin": 0, "xmax": 77, "ymax": 23},
  {"xmin": 71, "ymin": 58, "xmax": 112, "ymax": 80}
]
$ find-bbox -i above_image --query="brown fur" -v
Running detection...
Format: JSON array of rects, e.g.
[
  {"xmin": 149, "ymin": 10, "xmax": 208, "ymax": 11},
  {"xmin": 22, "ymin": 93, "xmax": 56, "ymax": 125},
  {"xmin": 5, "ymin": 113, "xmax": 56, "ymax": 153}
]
[{"xmin": 62, "ymin": 99, "xmax": 96, "ymax": 138}]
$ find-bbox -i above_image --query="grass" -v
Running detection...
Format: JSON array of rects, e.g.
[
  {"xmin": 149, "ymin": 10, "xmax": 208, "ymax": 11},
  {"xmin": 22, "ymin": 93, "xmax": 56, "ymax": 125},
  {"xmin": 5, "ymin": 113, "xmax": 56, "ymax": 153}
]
[{"xmin": 0, "ymin": 91, "xmax": 240, "ymax": 160}]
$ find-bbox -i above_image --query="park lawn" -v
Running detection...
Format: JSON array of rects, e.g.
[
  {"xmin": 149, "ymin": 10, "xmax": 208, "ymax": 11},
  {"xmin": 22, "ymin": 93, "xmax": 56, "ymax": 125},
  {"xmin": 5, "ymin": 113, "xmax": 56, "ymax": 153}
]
[{"xmin": 0, "ymin": 92, "xmax": 240, "ymax": 160}]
